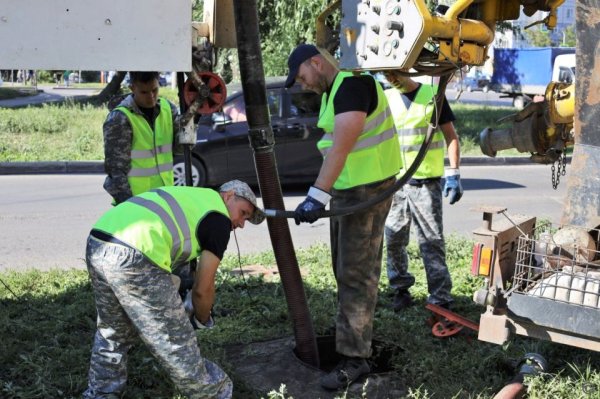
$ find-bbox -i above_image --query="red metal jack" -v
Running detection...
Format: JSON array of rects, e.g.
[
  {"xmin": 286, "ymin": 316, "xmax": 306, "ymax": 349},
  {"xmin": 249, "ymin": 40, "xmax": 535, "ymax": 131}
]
[{"xmin": 425, "ymin": 303, "xmax": 479, "ymax": 338}]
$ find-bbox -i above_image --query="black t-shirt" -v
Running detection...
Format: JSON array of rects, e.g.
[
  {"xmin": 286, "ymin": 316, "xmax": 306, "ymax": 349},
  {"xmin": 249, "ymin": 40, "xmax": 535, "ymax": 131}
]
[
  {"xmin": 195, "ymin": 212, "xmax": 231, "ymax": 260},
  {"xmin": 399, "ymin": 83, "xmax": 455, "ymax": 125},
  {"xmin": 332, "ymin": 74, "xmax": 378, "ymax": 116},
  {"xmin": 138, "ymin": 105, "xmax": 157, "ymax": 129}
]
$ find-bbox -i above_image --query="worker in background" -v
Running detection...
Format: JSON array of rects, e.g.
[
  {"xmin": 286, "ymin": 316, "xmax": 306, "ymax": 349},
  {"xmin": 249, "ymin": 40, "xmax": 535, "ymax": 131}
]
[
  {"xmin": 83, "ymin": 180, "xmax": 264, "ymax": 399},
  {"xmin": 285, "ymin": 44, "xmax": 401, "ymax": 390},
  {"xmin": 103, "ymin": 71, "xmax": 179, "ymax": 205},
  {"xmin": 383, "ymin": 70, "xmax": 462, "ymax": 312}
]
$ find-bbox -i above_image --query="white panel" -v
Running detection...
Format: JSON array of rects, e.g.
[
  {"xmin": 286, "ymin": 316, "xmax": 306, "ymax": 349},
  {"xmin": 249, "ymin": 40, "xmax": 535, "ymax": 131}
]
[
  {"xmin": 0, "ymin": 0, "xmax": 191, "ymax": 71},
  {"xmin": 340, "ymin": 0, "xmax": 429, "ymax": 71}
]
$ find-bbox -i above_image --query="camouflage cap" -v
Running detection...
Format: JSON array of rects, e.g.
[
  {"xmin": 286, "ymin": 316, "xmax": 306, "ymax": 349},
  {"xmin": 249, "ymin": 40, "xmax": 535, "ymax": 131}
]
[{"xmin": 219, "ymin": 180, "xmax": 265, "ymax": 225}]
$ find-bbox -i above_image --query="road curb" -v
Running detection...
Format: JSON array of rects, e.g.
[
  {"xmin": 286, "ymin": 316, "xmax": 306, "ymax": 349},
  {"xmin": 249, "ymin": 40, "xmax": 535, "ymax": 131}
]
[
  {"xmin": 0, "ymin": 156, "xmax": 565, "ymax": 175},
  {"xmin": 0, "ymin": 161, "xmax": 104, "ymax": 174}
]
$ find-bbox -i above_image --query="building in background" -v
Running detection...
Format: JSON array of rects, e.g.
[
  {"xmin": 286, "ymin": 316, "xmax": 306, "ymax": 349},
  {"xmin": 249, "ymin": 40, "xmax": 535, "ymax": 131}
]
[{"xmin": 494, "ymin": 0, "xmax": 575, "ymax": 48}]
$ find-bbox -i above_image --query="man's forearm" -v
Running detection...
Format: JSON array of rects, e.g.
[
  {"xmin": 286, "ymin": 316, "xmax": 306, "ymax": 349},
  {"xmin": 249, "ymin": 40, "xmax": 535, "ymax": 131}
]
[
  {"xmin": 314, "ymin": 149, "xmax": 349, "ymax": 192},
  {"xmin": 441, "ymin": 122, "xmax": 460, "ymax": 169},
  {"xmin": 103, "ymin": 174, "xmax": 133, "ymax": 204},
  {"xmin": 192, "ymin": 286, "xmax": 214, "ymax": 324}
]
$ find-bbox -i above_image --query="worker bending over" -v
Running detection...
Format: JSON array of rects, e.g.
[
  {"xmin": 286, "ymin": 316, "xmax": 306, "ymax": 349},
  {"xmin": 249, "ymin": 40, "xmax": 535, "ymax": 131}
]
[{"xmin": 83, "ymin": 180, "xmax": 264, "ymax": 399}]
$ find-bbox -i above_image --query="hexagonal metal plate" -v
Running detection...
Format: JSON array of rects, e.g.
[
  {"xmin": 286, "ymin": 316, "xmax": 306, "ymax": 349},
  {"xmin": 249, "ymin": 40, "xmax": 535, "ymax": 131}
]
[{"xmin": 340, "ymin": 0, "xmax": 431, "ymax": 71}]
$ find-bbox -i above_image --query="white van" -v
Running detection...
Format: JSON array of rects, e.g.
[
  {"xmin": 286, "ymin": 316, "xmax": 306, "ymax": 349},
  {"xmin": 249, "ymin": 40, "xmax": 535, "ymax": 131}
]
[{"xmin": 552, "ymin": 53, "xmax": 576, "ymax": 84}]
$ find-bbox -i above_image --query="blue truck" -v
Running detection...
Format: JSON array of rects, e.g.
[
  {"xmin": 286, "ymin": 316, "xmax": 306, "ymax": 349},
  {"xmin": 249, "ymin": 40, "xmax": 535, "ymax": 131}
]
[{"xmin": 490, "ymin": 47, "xmax": 576, "ymax": 108}]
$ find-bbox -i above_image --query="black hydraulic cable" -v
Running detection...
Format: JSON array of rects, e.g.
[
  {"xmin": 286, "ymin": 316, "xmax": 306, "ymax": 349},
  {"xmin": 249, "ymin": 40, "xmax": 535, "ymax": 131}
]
[{"xmin": 264, "ymin": 72, "xmax": 452, "ymax": 220}]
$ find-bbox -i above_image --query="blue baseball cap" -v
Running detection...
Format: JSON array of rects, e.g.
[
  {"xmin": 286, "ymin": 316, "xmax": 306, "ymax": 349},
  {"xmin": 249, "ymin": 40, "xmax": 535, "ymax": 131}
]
[{"xmin": 285, "ymin": 44, "xmax": 320, "ymax": 88}]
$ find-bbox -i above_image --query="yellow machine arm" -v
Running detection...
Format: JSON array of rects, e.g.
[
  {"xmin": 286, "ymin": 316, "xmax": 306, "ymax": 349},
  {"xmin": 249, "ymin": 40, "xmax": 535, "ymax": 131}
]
[{"xmin": 316, "ymin": 0, "xmax": 566, "ymax": 75}]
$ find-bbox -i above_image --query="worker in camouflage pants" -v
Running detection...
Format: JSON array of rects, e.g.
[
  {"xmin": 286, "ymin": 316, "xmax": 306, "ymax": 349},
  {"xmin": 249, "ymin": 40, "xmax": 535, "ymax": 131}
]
[
  {"xmin": 83, "ymin": 181, "xmax": 264, "ymax": 398},
  {"xmin": 385, "ymin": 181, "xmax": 453, "ymax": 307},
  {"xmin": 330, "ymin": 178, "xmax": 395, "ymax": 357},
  {"xmin": 284, "ymin": 44, "xmax": 401, "ymax": 390},
  {"xmin": 383, "ymin": 71, "xmax": 463, "ymax": 311},
  {"xmin": 85, "ymin": 239, "xmax": 232, "ymax": 399}
]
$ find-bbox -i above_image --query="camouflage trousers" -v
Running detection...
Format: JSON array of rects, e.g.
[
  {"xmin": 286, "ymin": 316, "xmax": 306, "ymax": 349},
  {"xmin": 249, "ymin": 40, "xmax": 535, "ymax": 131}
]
[
  {"xmin": 330, "ymin": 177, "xmax": 395, "ymax": 358},
  {"xmin": 83, "ymin": 236, "xmax": 232, "ymax": 399},
  {"xmin": 384, "ymin": 180, "xmax": 453, "ymax": 305}
]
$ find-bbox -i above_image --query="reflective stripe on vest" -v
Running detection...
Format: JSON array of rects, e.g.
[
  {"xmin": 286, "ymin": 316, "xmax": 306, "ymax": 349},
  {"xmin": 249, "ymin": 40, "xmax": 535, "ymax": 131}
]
[
  {"xmin": 385, "ymin": 84, "xmax": 445, "ymax": 179},
  {"xmin": 316, "ymin": 72, "xmax": 401, "ymax": 189},
  {"xmin": 92, "ymin": 187, "xmax": 229, "ymax": 272},
  {"xmin": 130, "ymin": 143, "xmax": 173, "ymax": 160},
  {"xmin": 116, "ymin": 98, "xmax": 175, "ymax": 195},
  {"xmin": 128, "ymin": 189, "xmax": 192, "ymax": 263}
]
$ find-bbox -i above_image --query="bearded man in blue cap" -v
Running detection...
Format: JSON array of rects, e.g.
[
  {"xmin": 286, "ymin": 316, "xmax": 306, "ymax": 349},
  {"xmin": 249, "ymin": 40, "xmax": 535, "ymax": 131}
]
[{"xmin": 285, "ymin": 43, "xmax": 401, "ymax": 390}]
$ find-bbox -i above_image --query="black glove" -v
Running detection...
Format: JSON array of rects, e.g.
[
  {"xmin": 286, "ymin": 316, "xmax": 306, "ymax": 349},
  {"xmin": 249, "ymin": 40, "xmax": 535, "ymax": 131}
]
[{"xmin": 294, "ymin": 186, "xmax": 331, "ymax": 225}]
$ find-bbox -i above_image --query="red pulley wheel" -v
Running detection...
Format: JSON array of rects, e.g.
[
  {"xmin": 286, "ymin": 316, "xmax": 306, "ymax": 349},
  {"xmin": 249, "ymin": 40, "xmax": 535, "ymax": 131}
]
[{"xmin": 183, "ymin": 71, "xmax": 227, "ymax": 115}]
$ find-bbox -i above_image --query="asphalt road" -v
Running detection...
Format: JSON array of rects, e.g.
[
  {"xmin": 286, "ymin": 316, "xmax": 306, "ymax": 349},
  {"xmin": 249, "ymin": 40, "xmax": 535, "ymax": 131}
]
[{"xmin": 0, "ymin": 164, "xmax": 569, "ymax": 271}]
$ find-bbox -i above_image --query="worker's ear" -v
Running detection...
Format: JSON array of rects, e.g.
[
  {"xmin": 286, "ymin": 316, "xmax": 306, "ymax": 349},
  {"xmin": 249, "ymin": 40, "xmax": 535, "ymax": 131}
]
[
  {"xmin": 310, "ymin": 56, "xmax": 322, "ymax": 71},
  {"xmin": 221, "ymin": 190, "xmax": 235, "ymax": 203}
]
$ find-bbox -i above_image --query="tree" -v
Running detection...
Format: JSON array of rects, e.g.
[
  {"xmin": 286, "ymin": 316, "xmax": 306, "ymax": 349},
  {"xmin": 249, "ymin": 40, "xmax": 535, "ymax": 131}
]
[
  {"xmin": 256, "ymin": 1, "xmax": 333, "ymax": 77},
  {"xmin": 524, "ymin": 26, "xmax": 553, "ymax": 47},
  {"xmin": 93, "ymin": 71, "xmax": 127, "ymax": 105},
  {"xmin": 561, "ymin": 25, "xmax": 576, "ymax": 47},
  {"xmin": 191, "ymin": 0, "xmax": 331, "ymax": 79}
]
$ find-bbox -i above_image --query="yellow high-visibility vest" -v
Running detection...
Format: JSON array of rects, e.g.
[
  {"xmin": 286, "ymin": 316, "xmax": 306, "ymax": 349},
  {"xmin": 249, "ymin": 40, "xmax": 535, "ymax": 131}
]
[
  {"xmin": 385, "ymin": 84, "xmax": 445, "ymax": 178},
  {"xmin": 93, "ymin": 187, "xmax": 229, "ymax": 272},
  {"xmin": 316, "ymin": 72, "xmax": 401, "ymax": 189},
  {"xmin": 116, "ymin": 98, "xmax": 175, "ymax": 196}
]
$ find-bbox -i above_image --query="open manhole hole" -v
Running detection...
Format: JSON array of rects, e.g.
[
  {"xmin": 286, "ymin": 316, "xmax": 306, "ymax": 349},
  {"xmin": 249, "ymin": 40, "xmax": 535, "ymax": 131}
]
[{"xmin": 294, "ymin": 335, "xmax": 399, "ymax": 374}]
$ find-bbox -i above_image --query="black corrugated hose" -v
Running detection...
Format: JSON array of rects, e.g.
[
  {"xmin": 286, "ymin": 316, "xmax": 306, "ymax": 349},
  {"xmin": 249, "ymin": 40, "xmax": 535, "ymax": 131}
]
[{"xmin": 232, "ymin": 0, "xmax": 320, "ymax": 367}]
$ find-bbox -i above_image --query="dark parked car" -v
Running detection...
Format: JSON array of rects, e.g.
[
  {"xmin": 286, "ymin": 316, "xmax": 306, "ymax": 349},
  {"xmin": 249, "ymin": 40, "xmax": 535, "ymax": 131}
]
[
  {"xmin": 454, "ymin": 73, "xmax": 491, "ymax": 93},
  {"xmin": 173, "ymin": 77, "xmax": 324, "ymax": 187}
]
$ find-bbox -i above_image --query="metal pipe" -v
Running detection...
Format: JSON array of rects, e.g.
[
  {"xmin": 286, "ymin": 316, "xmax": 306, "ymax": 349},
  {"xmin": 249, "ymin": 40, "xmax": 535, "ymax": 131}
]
[
  {"xmin": 562, "ymin": 0, "xmax": 600, "ymax": 229},
  {"xmin": 231, "ymin": 0, "xmax": 319, "ymax": 368},
  {"xmin": 430, "ymin": 17, "xmax": 495, "ymax": 45}
]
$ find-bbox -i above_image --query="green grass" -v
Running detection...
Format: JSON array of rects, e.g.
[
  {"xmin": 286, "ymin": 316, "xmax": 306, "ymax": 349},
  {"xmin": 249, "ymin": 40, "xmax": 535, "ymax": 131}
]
[
  {"xmin": 0, "ymin": 103, "xmax": 107, "ymax": 161},
  {"xmin": 1, "ymin": 238, "xmax": 598, "ymax": 399},
  {"xmin": 0, "ymin": 100, "xmax": 522, "ymax": 162}
]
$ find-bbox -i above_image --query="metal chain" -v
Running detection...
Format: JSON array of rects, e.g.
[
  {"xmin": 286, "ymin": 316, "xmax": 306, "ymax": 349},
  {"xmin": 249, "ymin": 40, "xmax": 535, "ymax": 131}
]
[{"xmin": 551, "ymin": 152, "xmax": 568, "ymax": 190}]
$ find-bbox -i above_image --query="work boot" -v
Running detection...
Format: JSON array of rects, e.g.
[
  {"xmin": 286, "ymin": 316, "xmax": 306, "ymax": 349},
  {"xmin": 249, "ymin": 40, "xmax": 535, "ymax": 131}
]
[
  {"xmin": 320, "ymin": 356, "xmax": 370, "ymax": 390},
  {"xmin": 392, "ymin": 289, "xmax": 414, "ymax": 312}
]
